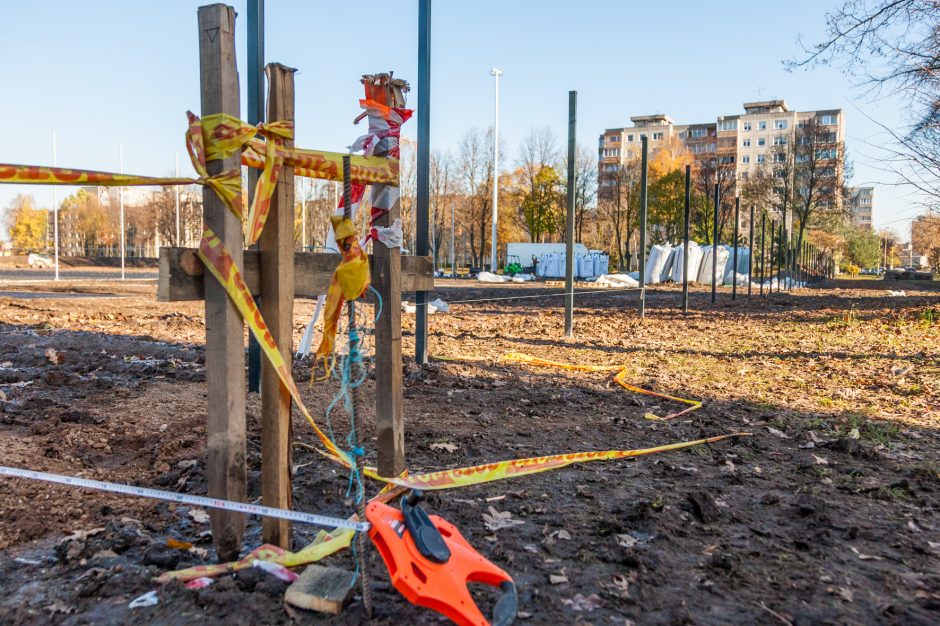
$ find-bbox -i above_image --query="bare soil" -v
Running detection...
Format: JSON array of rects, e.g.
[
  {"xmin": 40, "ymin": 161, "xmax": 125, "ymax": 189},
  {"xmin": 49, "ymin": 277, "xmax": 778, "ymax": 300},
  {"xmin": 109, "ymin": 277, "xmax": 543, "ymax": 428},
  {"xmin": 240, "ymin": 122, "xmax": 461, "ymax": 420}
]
[{"xmin": 0, "ymin": 278, "xmax": 937, "ymax": 625}]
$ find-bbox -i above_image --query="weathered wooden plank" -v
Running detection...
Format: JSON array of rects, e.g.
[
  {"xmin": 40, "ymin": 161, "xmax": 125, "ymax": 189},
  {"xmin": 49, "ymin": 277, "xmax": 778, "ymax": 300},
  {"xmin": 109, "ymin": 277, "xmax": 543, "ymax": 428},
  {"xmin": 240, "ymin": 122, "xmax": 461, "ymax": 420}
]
[
  {"xmin": 198, "ymin": 3, "xmax": 246, "ymax": 562},
  {"xmin": 284, "ymin": 565, "xmax": 357, "ymax": 615},
  {"xmin": 367, "ymin": 74, "xmax": 406, "ymax": 478},
  {"xmin": 158, "ymin": 249, "xmax": 434, "ymax": 301},
  {"xmin": 259, "ymin": 63, "xmax": 295, "ymax": 549}
]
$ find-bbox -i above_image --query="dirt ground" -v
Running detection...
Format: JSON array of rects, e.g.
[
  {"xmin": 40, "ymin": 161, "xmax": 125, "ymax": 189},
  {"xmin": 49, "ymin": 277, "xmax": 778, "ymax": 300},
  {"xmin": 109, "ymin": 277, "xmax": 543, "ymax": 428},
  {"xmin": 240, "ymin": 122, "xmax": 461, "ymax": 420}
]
[{"xmin": 0, "ymin": 277, "xmax": 937, "ymax": 625}]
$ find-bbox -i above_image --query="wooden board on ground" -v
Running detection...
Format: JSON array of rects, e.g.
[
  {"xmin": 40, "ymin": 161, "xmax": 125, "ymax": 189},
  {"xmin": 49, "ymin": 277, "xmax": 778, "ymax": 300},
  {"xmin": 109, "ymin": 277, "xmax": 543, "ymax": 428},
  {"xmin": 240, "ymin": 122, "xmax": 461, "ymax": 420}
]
[
  {"xmin": 284, "ymin": 565, "xmax": 357, "ymax": 615},
  {"xmin": 158, "ymin": 249, "xmax": 434, "ymax": 302}
]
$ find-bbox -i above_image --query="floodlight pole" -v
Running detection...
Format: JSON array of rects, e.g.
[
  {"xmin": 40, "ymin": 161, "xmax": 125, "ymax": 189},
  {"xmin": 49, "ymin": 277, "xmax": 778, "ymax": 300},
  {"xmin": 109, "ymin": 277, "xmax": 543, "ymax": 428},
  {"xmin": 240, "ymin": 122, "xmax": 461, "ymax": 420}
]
[{"xmin": 490, "ymin": 67, "xmax": 502, "ymax": 272}]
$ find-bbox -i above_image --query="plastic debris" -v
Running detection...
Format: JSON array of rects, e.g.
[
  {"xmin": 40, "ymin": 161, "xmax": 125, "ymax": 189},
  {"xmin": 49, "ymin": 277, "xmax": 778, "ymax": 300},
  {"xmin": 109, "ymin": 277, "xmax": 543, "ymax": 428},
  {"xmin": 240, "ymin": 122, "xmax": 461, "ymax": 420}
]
[
  {"xmin": 128, "ymin": 591, "xmax": 159, "ymax": 609},
  {"xmin": 252, "ymin": 559, "xmax": 299, "ymax": 583},
  {"xmin": 184, "ymin": 577, "xmax": 215, "ymax": 589}
]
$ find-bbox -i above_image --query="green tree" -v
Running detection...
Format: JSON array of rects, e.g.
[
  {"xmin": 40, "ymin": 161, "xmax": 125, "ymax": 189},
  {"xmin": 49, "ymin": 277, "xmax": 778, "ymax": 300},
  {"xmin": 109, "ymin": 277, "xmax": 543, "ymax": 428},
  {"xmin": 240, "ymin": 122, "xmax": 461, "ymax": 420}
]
[
  {"xmin": 6, "ymin": 194, "xmax": 48, "ymax": 253},
  {"xmin": 843, "ymin": 224, "xmax": 881, "ymax": 269}
]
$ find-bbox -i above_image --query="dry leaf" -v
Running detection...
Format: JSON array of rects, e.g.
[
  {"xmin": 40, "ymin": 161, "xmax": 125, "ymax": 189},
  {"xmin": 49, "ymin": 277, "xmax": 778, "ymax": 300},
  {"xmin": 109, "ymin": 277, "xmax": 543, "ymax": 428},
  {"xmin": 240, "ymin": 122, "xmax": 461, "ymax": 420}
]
[
  {"xmin": 766, "ymin": 427, "xmax": 789, "ymax": 439},
  {"xmin": 812, "ymin": 455, "xmax": 829, "ymax": 465},
  {"xmin": 556, "ymin": 529, "xmax": 572, "ymax": 541},
  {"xmin": 430, "ymin": 442, "xmax": 458, "ymax": 453},
  {"xmin": 851, "ymin": 546, "xmax": 882, "ymax": 561},
  {"xmin": 616, "ymin": 533, "xmax": 638, "ymax": 548},
  {"xmin": 45, "ymin": 348, "xmax": 62, "ymax": 365},
  {"xmin": 188, "ymin": 509, "xmax": 210, "ymax": 524},
  {"xmin": 549, "ymin": 574, "xmax": 568, "ymax": 585},
  {"xmin": 482, "ymin": 506, "xmax": 524, "ymax": 531},
  {"xmin": 562, "ymin": 593, "xmax": 603, "ymax": 611}
]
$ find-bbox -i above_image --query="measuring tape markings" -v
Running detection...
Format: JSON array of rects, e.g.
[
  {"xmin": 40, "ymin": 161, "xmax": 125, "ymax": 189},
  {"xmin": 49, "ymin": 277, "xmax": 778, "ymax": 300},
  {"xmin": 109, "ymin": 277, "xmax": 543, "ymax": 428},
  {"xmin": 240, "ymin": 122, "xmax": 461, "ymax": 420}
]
[{"xmin": 0, "ymin": 465, "xmax": 367, "ymax": 532}]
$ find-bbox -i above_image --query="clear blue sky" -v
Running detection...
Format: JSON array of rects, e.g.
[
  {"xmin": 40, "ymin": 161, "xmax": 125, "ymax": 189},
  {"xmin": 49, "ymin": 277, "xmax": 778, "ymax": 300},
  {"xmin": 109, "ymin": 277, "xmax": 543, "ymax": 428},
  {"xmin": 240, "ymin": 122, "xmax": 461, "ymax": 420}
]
[{"xmin": 0, "ymin": 0, "xmax": 921, "ymax": 236}]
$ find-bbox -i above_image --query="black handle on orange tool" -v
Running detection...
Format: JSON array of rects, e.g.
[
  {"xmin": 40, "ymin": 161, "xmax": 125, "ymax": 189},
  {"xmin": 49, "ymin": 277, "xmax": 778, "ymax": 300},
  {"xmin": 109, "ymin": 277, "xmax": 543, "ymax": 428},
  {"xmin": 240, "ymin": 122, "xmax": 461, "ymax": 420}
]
[
  {"xmin": 402, "ymin": 490, "xmax": 451, "ymax": 564},
  {"xmin": 492, "ymin": 580, "xmax": 518, "ymax": 626}
]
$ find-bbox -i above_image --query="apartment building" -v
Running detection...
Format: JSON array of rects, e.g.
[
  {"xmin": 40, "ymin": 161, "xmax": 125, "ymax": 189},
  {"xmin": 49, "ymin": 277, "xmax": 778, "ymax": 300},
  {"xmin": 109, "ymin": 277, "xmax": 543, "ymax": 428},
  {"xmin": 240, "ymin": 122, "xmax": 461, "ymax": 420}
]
[
  {"xmin": 599, "ymin": 101, "xmax": 847, "ymax": 228},
  {"xmin": 847, "ymin": 186, "xmax": 874, "ymax": 229}
]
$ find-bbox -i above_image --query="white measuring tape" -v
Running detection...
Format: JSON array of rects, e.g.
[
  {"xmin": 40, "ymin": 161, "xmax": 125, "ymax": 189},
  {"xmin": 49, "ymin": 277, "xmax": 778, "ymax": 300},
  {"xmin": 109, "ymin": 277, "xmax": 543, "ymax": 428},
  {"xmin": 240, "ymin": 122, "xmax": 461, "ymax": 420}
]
[{"xmin": 0, "ymin": 465, "xmax": 368, "ymax": 532}]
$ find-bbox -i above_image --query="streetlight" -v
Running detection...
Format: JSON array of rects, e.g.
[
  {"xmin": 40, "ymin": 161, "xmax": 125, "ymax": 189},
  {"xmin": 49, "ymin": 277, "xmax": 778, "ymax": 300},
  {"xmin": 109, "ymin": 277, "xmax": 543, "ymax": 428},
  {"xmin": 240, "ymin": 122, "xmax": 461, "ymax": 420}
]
[{"xmin": 490, "ymin": 67, "xmax": 502, "ymax": 272}]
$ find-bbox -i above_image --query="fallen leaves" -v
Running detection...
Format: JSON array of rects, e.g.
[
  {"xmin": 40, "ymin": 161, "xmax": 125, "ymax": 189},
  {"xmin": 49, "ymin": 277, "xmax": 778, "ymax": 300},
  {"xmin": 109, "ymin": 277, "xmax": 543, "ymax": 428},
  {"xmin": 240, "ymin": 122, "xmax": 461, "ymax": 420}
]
[
  {"xmin": 482, "ymin": 506, "xmax": 524, "ymax": 531},
  {"xmin": 45, "ymin": 348, "xmax": 62, "ymax": 365},
  {"xmin": 188, "ymin": 509, "xmax": 210, "ymax": 524},
  {"xmin": 429, "ymin": 442, "xmax": 459, "ymax": 453},
  {"xmin": 562, "ymin": 593, "xmax": 603, "ymax": 611}
]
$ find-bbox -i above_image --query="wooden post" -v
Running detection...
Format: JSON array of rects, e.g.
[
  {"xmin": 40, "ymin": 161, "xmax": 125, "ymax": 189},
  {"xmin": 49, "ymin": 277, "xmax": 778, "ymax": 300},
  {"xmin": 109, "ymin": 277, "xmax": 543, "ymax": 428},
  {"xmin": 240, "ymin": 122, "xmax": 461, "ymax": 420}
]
[
  {"xmin": 198, "ymin": 3, "xmax": 245, "ymax": 562},
  {"xmin": 368, "ymin": 75, "xmax": 407, "ymax": 477},
  {"xmin": 259, "ymin": 63, "xmax": 296, "ymax": 549}
]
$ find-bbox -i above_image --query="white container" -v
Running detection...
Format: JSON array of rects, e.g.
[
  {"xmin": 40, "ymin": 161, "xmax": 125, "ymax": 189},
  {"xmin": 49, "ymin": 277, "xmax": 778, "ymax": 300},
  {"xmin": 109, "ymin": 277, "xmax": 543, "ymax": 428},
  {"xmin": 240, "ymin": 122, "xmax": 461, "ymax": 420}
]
[{"xmin": 593, "ymin": 253, "xmax": 609, "ymax": 277}]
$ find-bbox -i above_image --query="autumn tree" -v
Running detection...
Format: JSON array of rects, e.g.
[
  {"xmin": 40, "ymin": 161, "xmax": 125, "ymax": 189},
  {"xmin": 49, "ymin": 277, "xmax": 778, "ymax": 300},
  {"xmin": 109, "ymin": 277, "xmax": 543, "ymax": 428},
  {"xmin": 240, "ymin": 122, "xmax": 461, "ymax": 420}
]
[
  {"xmin": 513, "ymin": 127, "xmax": 562, "ymax": 242},
  {"xmin": 911, "ymin": 212, "xmax": 940, "ymax": 270},
  {"xmin": 647, "ymin": 137, "xmax": 693, "ymax": 243},
  {"xmin": 5, "ymin": 194, "xmax": 48, "ymax": 253},
  {"xmin": 61, "ymin": 189, "xmax": 111, "ymax": 255}
]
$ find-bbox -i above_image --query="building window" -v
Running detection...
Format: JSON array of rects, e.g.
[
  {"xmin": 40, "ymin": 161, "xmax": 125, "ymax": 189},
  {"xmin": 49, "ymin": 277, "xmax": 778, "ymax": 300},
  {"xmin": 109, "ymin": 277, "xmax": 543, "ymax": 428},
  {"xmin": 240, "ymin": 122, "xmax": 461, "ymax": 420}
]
[
  {"xmin": 720, "ymin": 155, "xmax": 735, "ymax": 164},
  {"xmin": 627, "ymin": 134, "xmax": 634, "ymax": 142},
  {"xmin": 741, "ymin": 155, "xmax": 750, "ymax": 164},
  {"xmin": 609, "ymin": 135, "xmax": 620, "ymax": 142},
  {"xmin": 717, "ymin": 120, "xmax": 738, "ymax": 131},
  {"xmin": 757, "ymin": 137, "xmax": 766, "ymax": 147},
  {"xmin": 774, "ymin": 119, "xmax": 788, "ymax": 130},
  {"xmin": 773, "ymin": 136, "xmax": 788, "ymax": 146},
  {"xmin": 819, "ymin": 114, "xmax": 837, "ymax": 125},
  {"xmin": 743, "ymin": 122, "xmax": 752, "ymax": 131},
  {"xmin": 689, "ymin": 128, "xmax": 707, "ymax": 138},
  {"xmin": 742, "ymin": 138, "xmax": 751, "ymax": 147},
  {"xmin": 758, "ymin": 121, "xmax": 767, "ymax": 131},
  {"xmin": 773, "ymin": 153, "xmax": 785, "ymax": 163},
  {"xmin": 757, "ymin": 154, "xmax": 766, "ymax": 164},
  {"xmin": 652, "ymin": 132, "xmax": 663, "ymax": 141}
]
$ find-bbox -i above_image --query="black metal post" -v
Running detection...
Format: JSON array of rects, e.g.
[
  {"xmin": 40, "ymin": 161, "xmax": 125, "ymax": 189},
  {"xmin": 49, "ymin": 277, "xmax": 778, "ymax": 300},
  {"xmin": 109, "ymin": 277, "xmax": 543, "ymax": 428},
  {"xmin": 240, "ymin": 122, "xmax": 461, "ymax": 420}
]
[
  {"xmin": 711, "ymin": 182, "xmax": 719, "ymax": 304},
  {"xmin": 732, "ymin": 196, "xmax": 739, "ymax": 300},
  {"xmin": 747, "ymin": 204, "xmax": 754, "ymax": 297},
  {"xmin": 246, "ymin": 0, "xmax": 264, "ymax": 394},
  {"xmin": 682, "ymin": 164, "xmax": 691, "ymax": 313},
  {"xmin": 777, "ymin": 223, "xmax": 784, "ymax": 293},
  {"xmin": 414, "ymin": 0, "xmax": 431, "ymax": 364},
  {"xmin": 638, "ymin": 136, "xmax": 648, "ymax": 318},
  {"xmin": 769, "ymin": 220, "xmax": 776, "ymax": 294},
  {"xmin": 759, "ymin": 212, "xmax": 766, "ymax": 296},
  {"xmin": 564, "ymin": 91, "xmax": 576, "ymax": 336}
]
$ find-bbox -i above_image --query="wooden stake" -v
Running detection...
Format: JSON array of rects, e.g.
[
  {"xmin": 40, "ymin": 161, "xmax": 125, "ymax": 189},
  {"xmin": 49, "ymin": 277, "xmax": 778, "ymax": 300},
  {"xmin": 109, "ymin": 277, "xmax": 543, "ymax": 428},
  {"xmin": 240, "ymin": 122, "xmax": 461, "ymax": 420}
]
[
  {"xmin": 367, "ymin": 74, "xmax": 407, "ymax": 478},
  {"xmin": 260, "ymin": 62, "xmax": 296, "ymax": 549},
  {"xmin": 198, "ymin": 3, "xmax": 245, "ymax": 562}
]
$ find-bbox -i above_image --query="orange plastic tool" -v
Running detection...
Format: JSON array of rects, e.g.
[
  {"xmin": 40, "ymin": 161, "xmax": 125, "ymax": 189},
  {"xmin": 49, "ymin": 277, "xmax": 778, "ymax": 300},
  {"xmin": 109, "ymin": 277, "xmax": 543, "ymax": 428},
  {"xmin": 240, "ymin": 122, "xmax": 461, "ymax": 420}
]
[{"xmin": 367, "ymin": 497, "xmax": 517, "ymax": 626}]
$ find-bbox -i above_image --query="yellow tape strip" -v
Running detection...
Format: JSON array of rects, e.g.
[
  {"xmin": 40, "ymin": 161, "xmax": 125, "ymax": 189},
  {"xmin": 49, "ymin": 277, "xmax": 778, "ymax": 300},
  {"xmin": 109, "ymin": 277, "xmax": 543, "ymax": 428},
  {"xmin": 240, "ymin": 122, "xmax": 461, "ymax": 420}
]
[
  {"xmin": 196, "ymin": 227, "xmax": 351, "ymax": 467},
  {"xmin": 499, "ymin": 352, "xmax": 703, "ymax": 420}
]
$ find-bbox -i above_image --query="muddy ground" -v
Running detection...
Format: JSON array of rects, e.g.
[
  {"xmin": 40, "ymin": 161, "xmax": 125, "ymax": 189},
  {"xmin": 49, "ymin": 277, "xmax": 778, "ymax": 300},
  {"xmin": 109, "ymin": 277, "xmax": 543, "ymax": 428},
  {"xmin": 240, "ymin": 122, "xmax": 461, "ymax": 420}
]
[{"xmin": 0, "ymin": 278, "xmax": 937, "ymax": 625}]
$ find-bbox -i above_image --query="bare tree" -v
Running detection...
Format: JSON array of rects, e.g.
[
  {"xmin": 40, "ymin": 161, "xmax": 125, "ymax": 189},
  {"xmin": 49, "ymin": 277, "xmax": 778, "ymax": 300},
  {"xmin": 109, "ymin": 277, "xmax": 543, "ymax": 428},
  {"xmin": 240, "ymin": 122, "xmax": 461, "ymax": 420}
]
[
  {"xmin": 597, "ymin": 158, "xmax": 640, "ymax": 269},
  {"xmin": 791, "ymin": 1, "xmax": 940, "ymax": 201},
  {"xmin": 792, "ymin": 119, "xmax": 850, "ymax": 251},
  {"xmin": 561, "ymin": 143, "xmax": 597, "ymax": 242},
  {"xmin": 455, "ymin": 127, "xmax": 496, "ymax": 266}
]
